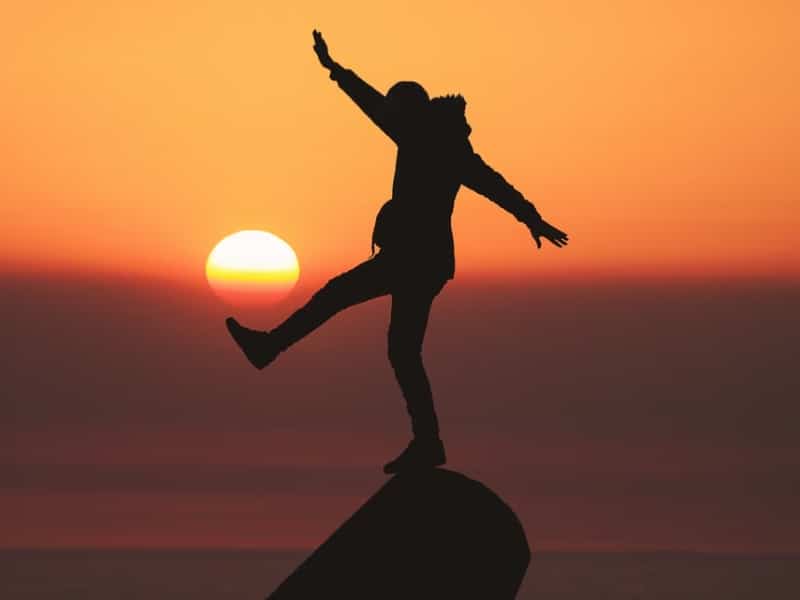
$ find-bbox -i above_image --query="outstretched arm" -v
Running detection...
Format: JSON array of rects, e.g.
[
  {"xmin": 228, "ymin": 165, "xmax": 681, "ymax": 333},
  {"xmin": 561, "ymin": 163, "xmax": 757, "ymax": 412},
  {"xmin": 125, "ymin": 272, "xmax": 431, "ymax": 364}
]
[
  {"xmin": 462, "ymin": 150, "xmax": 569, "ymax": 249},
  {"xmin": 312, "ymin": 30, "xmax": 400, "ymax": 143}
]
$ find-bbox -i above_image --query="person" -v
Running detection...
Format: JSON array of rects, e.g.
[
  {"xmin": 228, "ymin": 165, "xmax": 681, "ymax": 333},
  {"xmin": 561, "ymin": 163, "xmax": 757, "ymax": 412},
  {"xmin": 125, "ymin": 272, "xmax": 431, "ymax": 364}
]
[{"xmin": 226, "ymin": 30, "xmax": 569, "ymax": 474}]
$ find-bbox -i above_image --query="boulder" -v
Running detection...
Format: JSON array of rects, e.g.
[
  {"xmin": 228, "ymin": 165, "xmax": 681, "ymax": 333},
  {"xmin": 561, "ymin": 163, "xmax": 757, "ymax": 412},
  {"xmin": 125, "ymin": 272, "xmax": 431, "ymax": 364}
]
[{"xmin": 268, "ymin": 468, "xmax": 530, "ymax": 599}]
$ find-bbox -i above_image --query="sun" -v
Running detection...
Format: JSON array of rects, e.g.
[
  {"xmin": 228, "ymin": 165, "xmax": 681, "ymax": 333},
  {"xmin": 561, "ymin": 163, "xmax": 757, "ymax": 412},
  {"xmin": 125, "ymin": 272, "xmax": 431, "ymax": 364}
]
[{"xmin": 206, "ymin": 230, "xmax": 299, "ymax": 308}]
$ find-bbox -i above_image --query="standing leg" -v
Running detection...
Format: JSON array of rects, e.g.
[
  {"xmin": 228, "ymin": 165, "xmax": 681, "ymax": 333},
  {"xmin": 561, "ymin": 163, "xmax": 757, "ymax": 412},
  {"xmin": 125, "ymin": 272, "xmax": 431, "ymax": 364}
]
[
  {"xmin": 227, "ymin": 255, "xmax": 390, "ymax": 369},
  {"xmin": 383, "ymin": 279, "xmax": 447, "ymax": 473}
]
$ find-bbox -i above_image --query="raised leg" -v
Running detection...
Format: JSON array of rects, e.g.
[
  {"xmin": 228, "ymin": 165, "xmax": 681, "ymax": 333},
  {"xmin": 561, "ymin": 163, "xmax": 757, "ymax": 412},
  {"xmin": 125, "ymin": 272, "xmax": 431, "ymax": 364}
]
[
  {"xmin": 227, "ymin": 256, "xmax": 390, "ymax": 369},
  {"xmin": 271, "ymin": 255, "xmax": 391, "ymax": 352}
]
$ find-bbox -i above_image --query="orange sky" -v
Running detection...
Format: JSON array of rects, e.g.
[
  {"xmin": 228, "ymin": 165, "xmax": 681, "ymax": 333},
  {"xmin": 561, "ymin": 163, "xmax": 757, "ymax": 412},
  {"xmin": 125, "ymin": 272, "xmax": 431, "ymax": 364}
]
[{"xmin": 2, "ymin": 1, "xmax": 797, "ymax": 284}]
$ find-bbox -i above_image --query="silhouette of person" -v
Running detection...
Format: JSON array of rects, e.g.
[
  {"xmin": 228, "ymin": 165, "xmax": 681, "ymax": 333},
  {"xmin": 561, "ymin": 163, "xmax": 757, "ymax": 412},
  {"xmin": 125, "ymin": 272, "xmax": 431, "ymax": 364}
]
[{"xmin": 227, "ymin": 30, "xmax": 569, "ymax": 474}]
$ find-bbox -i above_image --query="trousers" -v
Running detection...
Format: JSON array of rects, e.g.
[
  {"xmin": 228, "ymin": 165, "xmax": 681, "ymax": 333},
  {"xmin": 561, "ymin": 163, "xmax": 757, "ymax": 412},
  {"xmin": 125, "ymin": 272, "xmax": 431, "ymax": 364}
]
[{"xmin": 271, "ymin": 252, "xmax": 447, "ymax": 438}]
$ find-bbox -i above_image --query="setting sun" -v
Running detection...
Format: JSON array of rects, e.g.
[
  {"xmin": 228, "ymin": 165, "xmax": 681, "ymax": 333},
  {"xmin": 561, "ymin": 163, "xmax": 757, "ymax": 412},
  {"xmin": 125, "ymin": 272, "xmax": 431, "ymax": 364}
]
[{"xmin": 206, "ymin": 230, "xmax": 299, "ymax": 308}]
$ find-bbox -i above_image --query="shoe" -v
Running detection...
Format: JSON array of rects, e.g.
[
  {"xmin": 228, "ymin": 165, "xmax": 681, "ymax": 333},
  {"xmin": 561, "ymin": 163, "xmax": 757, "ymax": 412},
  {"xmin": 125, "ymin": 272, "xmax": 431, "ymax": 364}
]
[
  {"xmin": 383, "ymin": 437, "xmax": 446, "ymax": 474},
  {"xmin": 225, "ymin": 317, "xmax": 279, "ymax": 370}
]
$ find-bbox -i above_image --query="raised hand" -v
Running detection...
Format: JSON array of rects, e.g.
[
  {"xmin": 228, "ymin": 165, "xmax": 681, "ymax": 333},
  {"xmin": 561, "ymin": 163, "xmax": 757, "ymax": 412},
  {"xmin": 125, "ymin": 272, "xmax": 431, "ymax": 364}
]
[
  {"xmin": 528, "ymin": 219, "xmax": 569, "ymax": 249},
  {"xmin": 312, "ymin": 30, "xmax": 335, "ymax": 70}
]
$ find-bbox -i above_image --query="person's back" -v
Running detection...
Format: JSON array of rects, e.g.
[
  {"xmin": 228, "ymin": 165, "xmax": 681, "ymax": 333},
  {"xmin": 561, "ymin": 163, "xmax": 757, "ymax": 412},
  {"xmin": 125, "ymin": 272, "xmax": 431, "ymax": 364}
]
[{"xmin": 384, "ymin": 95, "xmax": 472, "ymax": 279}]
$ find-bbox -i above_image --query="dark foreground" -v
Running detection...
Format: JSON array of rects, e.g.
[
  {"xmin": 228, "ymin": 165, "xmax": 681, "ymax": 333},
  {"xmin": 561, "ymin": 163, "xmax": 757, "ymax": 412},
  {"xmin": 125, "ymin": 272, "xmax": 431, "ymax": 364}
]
[{"xmin": 2, "ymin": 549, "xmax": 798, "ymax": 599}]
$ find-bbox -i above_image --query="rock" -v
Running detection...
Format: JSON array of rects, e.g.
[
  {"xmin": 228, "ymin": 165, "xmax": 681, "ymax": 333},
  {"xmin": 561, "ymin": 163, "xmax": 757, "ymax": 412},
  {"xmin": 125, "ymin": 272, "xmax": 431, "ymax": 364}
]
[{"xmin": 268, "ymin": 468, "xmax": 530, "ymax": 599}]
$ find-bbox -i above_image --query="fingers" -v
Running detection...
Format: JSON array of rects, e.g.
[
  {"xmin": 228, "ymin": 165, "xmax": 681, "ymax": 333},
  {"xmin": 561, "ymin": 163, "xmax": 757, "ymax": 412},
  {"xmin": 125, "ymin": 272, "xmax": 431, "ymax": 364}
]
[
  {"xmin": 544, "ymin": 222, "xmax": 568, "ymax": 238},
  {"xmin": 544, "ymin": 224, "xmax": 569, "ymax": 248},
  {"xmin": 312, "ymin": 30, "xmax": 329, "ymax": 65},
  {"xmin": 532, "ymin": 225, "xmax": 569, "ymax": 249}
]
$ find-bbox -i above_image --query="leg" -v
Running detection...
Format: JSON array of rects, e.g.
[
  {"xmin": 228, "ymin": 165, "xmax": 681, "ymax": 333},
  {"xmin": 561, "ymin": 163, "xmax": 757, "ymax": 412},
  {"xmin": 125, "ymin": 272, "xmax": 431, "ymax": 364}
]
[
  {"xmin": 227, "ymin": 256, "xmax": 390, "ymax": 368},
  {"xmin": 382, "ymin": 279, "xmax": 448, "ymax": 474},
  {"xmin": 387, "ymin": 284, "xmax": 442, "ymax": 438},
  {"xmin": 271, "ymin": 255, "xmax": 390, "ymax": 351}
]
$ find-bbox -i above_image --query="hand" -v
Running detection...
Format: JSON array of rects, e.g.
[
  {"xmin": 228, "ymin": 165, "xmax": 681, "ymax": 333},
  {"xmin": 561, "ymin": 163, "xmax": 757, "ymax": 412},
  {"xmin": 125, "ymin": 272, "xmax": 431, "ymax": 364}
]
[
  {"xmin": 528, "ymin": 219, "xmax": 569, "ymax": 249},
  {"xmin": 312, "ymin": 30, "xmax": 335, "ymax": 70}
]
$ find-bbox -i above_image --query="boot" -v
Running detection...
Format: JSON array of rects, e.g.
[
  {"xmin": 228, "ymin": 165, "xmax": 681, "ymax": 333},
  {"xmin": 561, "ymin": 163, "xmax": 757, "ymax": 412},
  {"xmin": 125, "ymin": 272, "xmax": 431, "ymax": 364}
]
[{"xmin": 225, "ymin": 317, "xmax": 280, "ymax": 370}]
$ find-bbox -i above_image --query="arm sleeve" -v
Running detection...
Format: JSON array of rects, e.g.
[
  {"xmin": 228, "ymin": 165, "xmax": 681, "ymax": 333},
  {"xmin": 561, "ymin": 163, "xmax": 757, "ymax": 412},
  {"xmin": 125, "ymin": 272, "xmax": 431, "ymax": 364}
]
[
  {"xmin": 461, "ymin": 149, "xmax": 542, "ymax": 225},
  {"xmin": 329, "ymin": 64, "xmax": 400, "ymax": 144}
]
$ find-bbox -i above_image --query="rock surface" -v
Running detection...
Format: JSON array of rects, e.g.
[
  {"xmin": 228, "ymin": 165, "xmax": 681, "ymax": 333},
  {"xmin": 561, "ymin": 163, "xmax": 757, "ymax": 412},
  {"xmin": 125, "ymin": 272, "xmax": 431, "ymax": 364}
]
[{"xmin": 268, "ymin": 468, "xmax": 530, "ymax": 599}]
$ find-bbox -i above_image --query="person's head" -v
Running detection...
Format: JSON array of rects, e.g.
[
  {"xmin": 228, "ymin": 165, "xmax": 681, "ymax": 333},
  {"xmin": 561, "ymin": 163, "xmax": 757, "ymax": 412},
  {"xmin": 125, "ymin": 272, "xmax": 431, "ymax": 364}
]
[{"xmin": 385, "ymin": 81, "xmax": 430, "ymax": 123}]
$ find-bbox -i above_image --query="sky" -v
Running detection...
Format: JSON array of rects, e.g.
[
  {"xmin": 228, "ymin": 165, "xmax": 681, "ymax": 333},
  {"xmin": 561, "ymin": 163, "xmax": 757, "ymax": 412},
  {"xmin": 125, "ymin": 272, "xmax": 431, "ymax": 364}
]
[{"xmin": 2, "ymin": 1, "xmax": 798, "ymax": 552}]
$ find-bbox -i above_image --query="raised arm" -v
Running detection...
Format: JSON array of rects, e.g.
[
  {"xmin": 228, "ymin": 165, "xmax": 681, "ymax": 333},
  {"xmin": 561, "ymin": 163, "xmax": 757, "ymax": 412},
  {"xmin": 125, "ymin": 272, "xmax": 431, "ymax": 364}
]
[
  {"xmin": 312, "ymin": 30, "xmax": 400, "ymax": 143},
  {"xmin": 462, "ymin": 148, "xmax": 569, "ymax": 248}
]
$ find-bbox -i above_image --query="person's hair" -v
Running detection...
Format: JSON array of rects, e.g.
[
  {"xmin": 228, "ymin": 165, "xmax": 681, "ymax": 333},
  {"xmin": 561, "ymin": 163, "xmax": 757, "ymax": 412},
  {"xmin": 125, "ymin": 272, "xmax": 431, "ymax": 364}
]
[
  {"xmin": 431, "ymin": 93, "xmax": 466, "ymax": 110},
  {"xmin": 430, "ymin": 94, "xmax": 472, "ymax": 137}
]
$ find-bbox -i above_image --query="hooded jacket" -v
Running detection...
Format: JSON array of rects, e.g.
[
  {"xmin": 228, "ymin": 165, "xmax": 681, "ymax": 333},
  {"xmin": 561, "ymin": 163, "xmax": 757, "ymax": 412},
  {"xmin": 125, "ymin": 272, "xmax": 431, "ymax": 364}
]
[{"xmin": 330, "ymin": 65, "xmax": 541, "ymax": 282}]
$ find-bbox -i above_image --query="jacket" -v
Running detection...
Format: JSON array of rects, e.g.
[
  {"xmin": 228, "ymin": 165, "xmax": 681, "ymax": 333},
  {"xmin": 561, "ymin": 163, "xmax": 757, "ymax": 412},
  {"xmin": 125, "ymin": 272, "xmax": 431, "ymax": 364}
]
[{"xmin": 330, "ymin": 65, "xmax": 541, "ymax": 282}]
